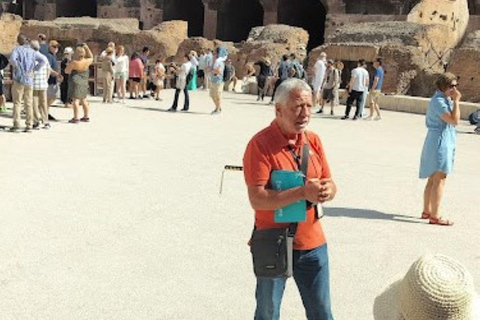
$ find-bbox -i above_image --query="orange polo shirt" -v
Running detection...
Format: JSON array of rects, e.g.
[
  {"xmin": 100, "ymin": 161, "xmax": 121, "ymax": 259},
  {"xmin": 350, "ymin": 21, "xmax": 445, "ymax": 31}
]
[{"xmin": 243, "ymin": 120, "xmax": 331, "ymax": 250}]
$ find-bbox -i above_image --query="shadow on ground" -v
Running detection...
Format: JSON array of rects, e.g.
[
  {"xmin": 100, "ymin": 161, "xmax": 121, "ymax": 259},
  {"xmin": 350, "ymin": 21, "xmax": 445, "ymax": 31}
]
[
  {"xmin": 323, "ymin": 207, "xmax": 424, "ymax": 224},
  {"xmin": 127, "ymin": 105, "xmax": 210, "ymax": 115},
  {"xmin": 457, "ymin": 129, "xmax": 479, "ymax": 135}
]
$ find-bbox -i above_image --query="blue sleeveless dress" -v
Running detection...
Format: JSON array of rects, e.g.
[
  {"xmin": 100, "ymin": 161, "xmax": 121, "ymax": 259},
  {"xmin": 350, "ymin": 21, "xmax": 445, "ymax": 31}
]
[{"xmin": 419, "ymin": 90, "xmax": 457, "ymax": 179}]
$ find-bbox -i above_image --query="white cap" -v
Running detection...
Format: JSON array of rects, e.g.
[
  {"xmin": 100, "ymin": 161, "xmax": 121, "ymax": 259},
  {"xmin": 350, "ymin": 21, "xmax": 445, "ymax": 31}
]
[{"xmin": 64, "ymin": 47, "xmax": 73, "ymax": 54}]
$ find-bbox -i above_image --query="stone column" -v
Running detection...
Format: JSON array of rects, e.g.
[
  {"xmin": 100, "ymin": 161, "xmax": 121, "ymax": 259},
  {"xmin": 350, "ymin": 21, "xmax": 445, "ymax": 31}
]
[
  {"xmin": 259, "ymin": 0, "xmax": 278, "ymax": 25},
  {"xmin": 44, "ymin": 2, "xmax": 57, "ymax": 20},
  {"xmin": 203, "ymin": 7, "xmax": 218, "ymax": 40},
  {"xmin": 263, "ymin": 11, "xmax": 277, "ymax": 25}
]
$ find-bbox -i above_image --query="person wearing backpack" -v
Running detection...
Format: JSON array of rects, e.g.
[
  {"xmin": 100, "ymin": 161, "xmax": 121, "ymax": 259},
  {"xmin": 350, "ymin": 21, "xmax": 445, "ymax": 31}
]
[
  {"xmin": 289, "ymin": 53, "xmax": 305, "ymax": 80},
  {"xmin": 270, "ymin": 54, "xmax": 291, "ymax": 104}
]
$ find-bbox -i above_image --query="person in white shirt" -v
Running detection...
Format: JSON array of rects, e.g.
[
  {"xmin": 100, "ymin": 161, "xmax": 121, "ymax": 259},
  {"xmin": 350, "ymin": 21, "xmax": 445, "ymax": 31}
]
[
  {"xmin": 100, "ymin": 42, "xmax": 116, "ymax": 63},
  {"xmin": 114, "ymin": 45, "xmax": 129, "ymax": 104},
  {"xmin": 313, "ymin": 52, "xmax": 327, "ymax": 112},
  {"xmin": 342, "ymin": 59, "xmax": 369, "ymax": 120},
  {"xmin": 168, "ymin": 54, "xmax": 192, "ymax": 112},
  {"xmin": 153, "ymin": 58, "xmax": 165, "ymax": 100},
  {"xmin": 197, "ymin": 50, "xmax": 207, "ymax": 89}
]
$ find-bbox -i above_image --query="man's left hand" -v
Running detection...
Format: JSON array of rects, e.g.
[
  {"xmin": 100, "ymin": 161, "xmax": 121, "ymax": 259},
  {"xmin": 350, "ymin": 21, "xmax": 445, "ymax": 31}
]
[{"xmin": 318, "ymin": 178, "xmax": 336, "ymax": 203}]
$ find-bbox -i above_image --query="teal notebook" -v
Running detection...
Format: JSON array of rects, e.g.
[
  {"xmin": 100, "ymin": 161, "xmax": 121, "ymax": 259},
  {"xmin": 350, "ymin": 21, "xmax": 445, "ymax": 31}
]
[{"xmin": 271, "ymin": 170, "xmax": 307, "ymax": 223}]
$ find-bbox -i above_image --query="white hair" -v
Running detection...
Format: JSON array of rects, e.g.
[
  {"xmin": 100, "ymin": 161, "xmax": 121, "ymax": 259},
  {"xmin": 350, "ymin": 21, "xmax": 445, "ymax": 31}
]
[
  {"xmin": 30, "ymin": 40, "xmax": 40, "ymax": 51},
  {"xmin": 274, "ymin": 79, "xmax": 312, "ymax": 107}
]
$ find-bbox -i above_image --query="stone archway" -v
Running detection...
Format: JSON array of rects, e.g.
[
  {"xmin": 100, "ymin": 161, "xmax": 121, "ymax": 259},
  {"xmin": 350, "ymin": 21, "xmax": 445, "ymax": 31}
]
[
  {"xmin": 278, "ymin": 0, "xmax": 327, "ymax": 51},
  {"xmin": 56, "ymin": 0, "xmax": 97, "ymax": 17},
  {"xmin": 163, "ymin": 0, "xmax": 205, "ymax": 37},
  {"xmin": 217, "ymin": 0, "xmax": 264, "ymax": 43},
  {"xmin": 344, "ymin": 0, "xmax": 422, "ymax": 14}
]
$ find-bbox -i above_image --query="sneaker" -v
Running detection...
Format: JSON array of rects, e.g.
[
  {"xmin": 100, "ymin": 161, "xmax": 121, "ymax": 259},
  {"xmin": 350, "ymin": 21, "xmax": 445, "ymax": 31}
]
[
  {"xmin": 180, "ymin": 108, "xmax": 189, "ymax": 112},
  {"xmin": 32, "ymin": 122, "xmax": 40, "ymax": 130},
  {"xmin": 353, "ymin": 116, "xmax": 358, "ymax": 120},
  {"xmin": 9, "ymin": 126, "xmax": 20, "ymax": 132},
  {"xmin": 167, "ymin": 107, "xmax": 177, "ymax": 112},
  {"xmin": 43, "ymin": 123, "xmax": 51, "ymax": 130},
  {"xmin": 365, "ymin": 116, "xmax": 373, "ymax": 121},
  {"xmin": 24, "ymin": 127, "xmax": 32, "ymax": 133},
  {"xmin": 374, "ymin": 116, "xmax": 382, "ymax": 121},
  {"xmin": 143, "ymin": 94, "xmax": 150, "ymax": 99},
  {"xmin": 474, "ymin": 127, "xmax": 480, "ymax": 135},
  {"xmin": 341, "ymin": 116, "xmax": 349, "ymax": 120},
  {"xmin": 211, "ymin": 110, "xmax": 220, "ymax": 115},
  {"xmin": 316, "ymin": 109, "xmax": 324, "ymax": 114}
]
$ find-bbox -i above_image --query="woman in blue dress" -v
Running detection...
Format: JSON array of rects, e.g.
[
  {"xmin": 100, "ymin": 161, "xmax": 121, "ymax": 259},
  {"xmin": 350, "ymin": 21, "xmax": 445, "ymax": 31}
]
[{"xmin": 419, "ymin": 73, "xmax": 461, "ymax": 226}]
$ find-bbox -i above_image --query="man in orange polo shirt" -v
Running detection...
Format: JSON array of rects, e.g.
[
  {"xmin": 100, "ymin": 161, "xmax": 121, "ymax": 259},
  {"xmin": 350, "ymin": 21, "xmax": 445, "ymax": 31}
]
[{"xmin": 243, "ymin": 78, "xmax": 336, "ymax": 320}]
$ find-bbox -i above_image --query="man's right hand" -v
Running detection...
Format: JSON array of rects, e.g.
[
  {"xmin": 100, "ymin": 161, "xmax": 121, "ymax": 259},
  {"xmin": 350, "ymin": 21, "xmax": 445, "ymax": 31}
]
[
  {"xmin": 452, "ymin": 88, "xmax": 462, "ymax": 102},
  {"xmin": 303, "ymin": 179, "xmax": 321, "ymax": 204}
]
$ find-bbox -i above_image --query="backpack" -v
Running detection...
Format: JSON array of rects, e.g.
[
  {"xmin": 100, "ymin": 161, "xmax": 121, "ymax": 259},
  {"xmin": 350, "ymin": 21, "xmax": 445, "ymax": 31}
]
[
  {"xmin": 291, "ymin": 61, "xmax": 304, "ymax": 79},
  {"xmin": 469, "ymin": 109, "xmax": 480, "ymax": 125},
  {"xmin": 0, "ymin": 54, "xmax": 8, "ymax": 71},
  {"xmin": 186, "ymin": 66, "xmax": 195, "ymax": 85}
]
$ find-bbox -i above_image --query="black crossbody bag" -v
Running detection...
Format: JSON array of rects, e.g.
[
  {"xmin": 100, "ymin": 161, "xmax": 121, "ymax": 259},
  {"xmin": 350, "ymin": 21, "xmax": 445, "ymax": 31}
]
[{"xmin": 250, "ymin": 142, "xmax": 310, "ymax": 278}]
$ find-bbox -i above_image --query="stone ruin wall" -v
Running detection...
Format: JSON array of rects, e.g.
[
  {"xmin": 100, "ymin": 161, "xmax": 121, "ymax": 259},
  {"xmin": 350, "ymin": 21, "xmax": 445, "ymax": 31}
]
[{"xmin": 2, "ymin": 0, "xmax": 480, "ymax": 101}]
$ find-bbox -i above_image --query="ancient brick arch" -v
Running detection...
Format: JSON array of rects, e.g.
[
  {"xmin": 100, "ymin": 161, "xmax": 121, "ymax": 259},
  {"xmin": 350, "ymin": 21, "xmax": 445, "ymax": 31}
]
[
  {"xmin": 343, "ymin": 0, "xmax": 421, "ymax": 15},
  {"xmin": 278, "ymin": 0, "xmax": 327, "ymax": 50},
  {"xmin": 217, "ymin": 0, "xmax": 264, "ymax": 43},
  {"xmin": 56, "ymin": 0, "xmax": 97, "ymax": 17},
  {"xmin": 163, "ymin": 0, "xmax": 205, "ymax": 37}
]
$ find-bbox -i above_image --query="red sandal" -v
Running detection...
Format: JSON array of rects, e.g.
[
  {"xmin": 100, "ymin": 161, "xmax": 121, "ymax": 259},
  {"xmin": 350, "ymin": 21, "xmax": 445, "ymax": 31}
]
[
  {"xmin": 429, "ymin": 217, "xmax": 454, "ymax": 226},
  {"xmin": 421, "ymin": 212, "xmax": 430, "ymax": 219}
]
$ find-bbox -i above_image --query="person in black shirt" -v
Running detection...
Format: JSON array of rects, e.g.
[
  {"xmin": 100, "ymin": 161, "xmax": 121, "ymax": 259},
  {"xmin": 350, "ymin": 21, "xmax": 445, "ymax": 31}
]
[
  {"xmin": 254, "ymin": 57, "xmax": 272, "ymax": 101},
  {"xmin": 60, "ymin": 47, "xmax": 73, "ymax": 107}
]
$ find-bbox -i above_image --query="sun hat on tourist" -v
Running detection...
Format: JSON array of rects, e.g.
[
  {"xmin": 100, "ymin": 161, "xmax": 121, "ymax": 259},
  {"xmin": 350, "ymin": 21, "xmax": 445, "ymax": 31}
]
[
  {"xmin": 49, "ymin": 40, "xmax": 60, "ymax": 48},
  {"xmin": 64, "ymin": 47, "xmax": 73, "ymax": 54},
  {"xmin": 373, "ymin": 254, "xmax": 480, "ymax": 320}
]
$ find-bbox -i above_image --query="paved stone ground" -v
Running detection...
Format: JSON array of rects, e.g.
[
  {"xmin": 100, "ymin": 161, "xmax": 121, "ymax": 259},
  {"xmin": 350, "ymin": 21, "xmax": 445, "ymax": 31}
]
[{"xmin": 0, "ymin": 89, "xmax": 478, "ymax": 319}]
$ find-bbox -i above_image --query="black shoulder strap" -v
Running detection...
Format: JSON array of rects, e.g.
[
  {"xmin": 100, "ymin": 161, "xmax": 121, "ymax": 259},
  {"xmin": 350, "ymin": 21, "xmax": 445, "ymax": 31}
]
[{"xmin": 289, "ymin": 139, "xmax": 310, "ymax": 237}]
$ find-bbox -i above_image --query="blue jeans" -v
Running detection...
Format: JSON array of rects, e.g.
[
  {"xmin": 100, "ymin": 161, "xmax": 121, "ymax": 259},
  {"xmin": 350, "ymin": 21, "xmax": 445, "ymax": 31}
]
[{"xmin": 254, "ymin": 244, "xmax": 333, "ymax": 320}]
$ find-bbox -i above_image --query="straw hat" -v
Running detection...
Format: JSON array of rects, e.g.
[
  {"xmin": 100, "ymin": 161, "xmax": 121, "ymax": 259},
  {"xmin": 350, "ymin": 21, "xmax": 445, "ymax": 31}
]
[{"xmin": 374, "ymin": 254, "xmax": 480, "ymax": 320}]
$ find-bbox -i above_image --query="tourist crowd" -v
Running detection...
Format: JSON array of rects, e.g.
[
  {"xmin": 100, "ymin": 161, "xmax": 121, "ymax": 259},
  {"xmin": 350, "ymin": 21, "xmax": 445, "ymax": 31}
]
[{"xmin": 0, "ymin": 33, "xmax": 234, "ymax": 133}]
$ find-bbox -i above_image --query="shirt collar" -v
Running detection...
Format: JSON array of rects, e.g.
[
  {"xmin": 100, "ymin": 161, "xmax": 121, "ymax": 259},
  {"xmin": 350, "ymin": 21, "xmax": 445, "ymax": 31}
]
[
  {"xmin": 270, "ymin": 120, "xmax": 305, "ymax": 150},
  {"xmin": 435, "ymin": 90, "xmax": 449, "ymax": 100}
]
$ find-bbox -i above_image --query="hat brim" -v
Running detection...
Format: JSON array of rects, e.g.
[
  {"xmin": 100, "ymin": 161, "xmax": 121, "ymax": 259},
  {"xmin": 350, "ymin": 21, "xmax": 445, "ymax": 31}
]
[{"xmin": 374, "ymin": 279, "xmax": 480, "ymax": 320}]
